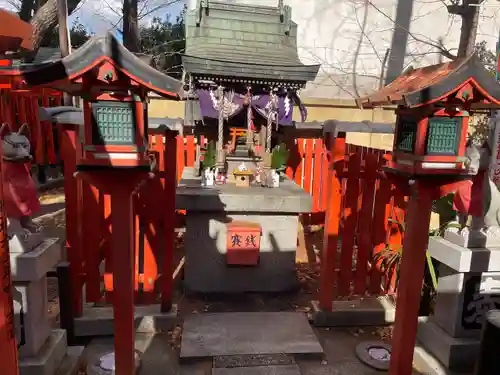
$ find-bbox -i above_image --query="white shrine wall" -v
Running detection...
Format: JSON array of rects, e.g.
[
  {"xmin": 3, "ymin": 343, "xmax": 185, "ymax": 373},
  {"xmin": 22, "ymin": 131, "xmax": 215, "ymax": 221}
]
[{"xmin": 187, "ymin": 0, "xmax": 500, "ymax": 100}]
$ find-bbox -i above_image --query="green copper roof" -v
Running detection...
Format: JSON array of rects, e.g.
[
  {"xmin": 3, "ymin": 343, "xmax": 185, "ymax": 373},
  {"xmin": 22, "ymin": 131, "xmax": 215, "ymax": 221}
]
[{"xmin": 182, "ymin": 1, "xmax": 319, "ymax": 88}]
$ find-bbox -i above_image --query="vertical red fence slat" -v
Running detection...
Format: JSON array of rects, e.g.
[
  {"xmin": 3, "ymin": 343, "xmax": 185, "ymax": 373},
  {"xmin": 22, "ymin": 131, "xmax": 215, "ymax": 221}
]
[
  {"xmin": 337, "ymin": 147, "xmax": 361, "ymax": 296},
  {"xmin": 41, "ymin": 93, "xmax": 57, "ymax": 164},
  {"xmin": 185, "ymin": 135, "xmax": 196, "ymax": 167},
  {"xmin": 369, "ymin": 154, "xmax": 393, "ymax": 294},
  {"xmin": 319, "ymin": 134, "xmax": 346, "ymax": 311},
  {"xmin": 354, "ymin": 150, "xmax": 378, "ymax": 295},
  {"xmin": 176, "ymin": 135, "xmax": 185, "ymax": 182},
  {"xmin": 311, "ymin": 139, "xmax": 324, "ymax": 213},
  {"xmin": 295, "ymin": 138, "xmax": 304, "ymax": 186}
]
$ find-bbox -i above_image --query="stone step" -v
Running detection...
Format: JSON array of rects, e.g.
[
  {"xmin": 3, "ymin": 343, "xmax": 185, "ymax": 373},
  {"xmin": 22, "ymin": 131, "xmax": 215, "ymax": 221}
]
[
  {"xmin": 214, "ymin": 354, "xmax": 296, "ymax": 368},
  {"xmin": 180, "ymin": 312, "xmax": 323, "ymax": 361},
  {"xmin": 212, "ymin": 365, "xmax": 301, "ymax": 375},
  {"xmin": 20, "ymin": 329, "xmax": 68, "ymax": 375},
  {"xmin": 54, "ymin": 346, "xmax": 85, "ymax": 375}
]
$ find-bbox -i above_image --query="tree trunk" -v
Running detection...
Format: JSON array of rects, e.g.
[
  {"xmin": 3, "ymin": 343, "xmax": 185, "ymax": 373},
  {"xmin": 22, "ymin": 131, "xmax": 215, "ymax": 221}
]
[
  {"xmin": 123, "ymin": 0, "xmax": 140, "ymax": 52},
  {"xmin": 26, "ymin": 0, "xmax": 82, "ymax": 60},
  {"xmin": 457, "ymin": 0, "xmax": 483, "ymax": 58}
]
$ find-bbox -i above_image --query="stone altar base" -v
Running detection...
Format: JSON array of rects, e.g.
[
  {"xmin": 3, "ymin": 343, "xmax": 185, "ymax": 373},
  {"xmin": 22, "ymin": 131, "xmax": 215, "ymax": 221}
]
[
  {"xmin": 177, "ymin": 167, "xmax": 312, "ymax": 294},
  {"xmin": 311, "ymin": 296, "xmax": 396, "ymax": 327},
  {"xmin": 73, "ymin": 304, "xmax": 178, "ymax": 337},
  {"xmin": 10, "ymin": 238, "xmax": 83, "ymax": 375},
  {"xmin": 417, "ymin": 237, "xmax": 500, "ymax": 372}
]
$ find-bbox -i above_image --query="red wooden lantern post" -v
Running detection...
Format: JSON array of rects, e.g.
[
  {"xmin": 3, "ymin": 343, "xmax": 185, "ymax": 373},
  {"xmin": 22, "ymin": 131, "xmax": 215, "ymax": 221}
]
[
  {"xmin": 0, "ymin": 10, "xmax": 35, "ymax": 375},
  {"xmin": 20, "ymin": 34, "xmax": 182, "ymax": 375},
  {"xmin": 356, "ymin": 55, "xmax": 500, "ymax": 375}
]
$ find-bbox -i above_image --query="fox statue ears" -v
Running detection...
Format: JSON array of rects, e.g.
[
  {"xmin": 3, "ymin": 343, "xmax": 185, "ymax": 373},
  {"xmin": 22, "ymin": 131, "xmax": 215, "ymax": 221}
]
[
  {"xmin": 0, "ymin": 123, "xmax": 29, "ymax": 139},
  {"xmin": 0, "ymin": 123, "xmax": 10, "ymax": 139},
  {"xmin": 17, "ymin": 123, "xmax": 29, "ymax": 136}
]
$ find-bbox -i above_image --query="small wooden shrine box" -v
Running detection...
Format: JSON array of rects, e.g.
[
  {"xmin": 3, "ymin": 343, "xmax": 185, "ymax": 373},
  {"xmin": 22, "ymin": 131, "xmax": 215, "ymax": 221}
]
[{"xmin": 233, "ymin": 170, "xmax": 253, "ymax": 187}]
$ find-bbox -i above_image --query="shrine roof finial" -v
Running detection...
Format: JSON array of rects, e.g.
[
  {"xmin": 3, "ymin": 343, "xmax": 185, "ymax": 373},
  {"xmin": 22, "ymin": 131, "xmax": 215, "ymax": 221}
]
[
  {"xmin": 357, "ymin": 54, "xmax": 500, "ymax": 110},
  {"xmin": 20, "ymin": 32, "xmax": 183, "ymax": 99}
]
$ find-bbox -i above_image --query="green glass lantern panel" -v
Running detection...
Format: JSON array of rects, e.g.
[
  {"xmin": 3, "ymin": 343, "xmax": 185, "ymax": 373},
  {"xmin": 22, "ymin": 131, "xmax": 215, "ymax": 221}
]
[
  {"xmin": 91, "ymin": 101, "xmax": 136, "ymax": 145},
  {"xmin": 395, "ymin": 118, "xmax": 417, "ymax": 153},
  {"xmin": 425, "ymin": 117, "xmax": 461, "ymax": 156}
]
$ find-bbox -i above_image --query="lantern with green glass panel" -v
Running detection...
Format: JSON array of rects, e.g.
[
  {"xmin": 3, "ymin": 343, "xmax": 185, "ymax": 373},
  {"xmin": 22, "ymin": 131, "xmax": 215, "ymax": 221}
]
[
  {"xmin": 388, "ymin": 107, "xmax": 470, "ymax": 176},
  {"xmin": 77, "ymin": 60, "xmax": 151, "ymax": 169}
]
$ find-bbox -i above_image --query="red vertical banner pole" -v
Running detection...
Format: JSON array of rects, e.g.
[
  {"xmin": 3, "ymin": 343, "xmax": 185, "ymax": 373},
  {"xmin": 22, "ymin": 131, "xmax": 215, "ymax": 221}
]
[
  {"xmin": 318, "ymin": 131, "xmax": 345, "ymax": 311},
  {"xmin": 388, "ymin": 180, "xmax": 434, "ymax": 375},
  {"xmin": 0, "ymin": 152, "xmax": 20, "ymax": 375},
  {"xmin": 161, "ymin": 130, "xmax": 177, "ymax": 312}
]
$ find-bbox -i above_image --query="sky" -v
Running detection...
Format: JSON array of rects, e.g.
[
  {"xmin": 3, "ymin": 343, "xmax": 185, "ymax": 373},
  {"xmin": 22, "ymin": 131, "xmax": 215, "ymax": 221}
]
[{"xmin": 0, "ymin": 0, "xmax": 185, "ymax": 35}]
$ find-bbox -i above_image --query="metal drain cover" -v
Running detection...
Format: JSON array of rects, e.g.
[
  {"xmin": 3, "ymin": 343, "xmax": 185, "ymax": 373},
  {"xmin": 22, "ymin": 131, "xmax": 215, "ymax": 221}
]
[{"xmin": 355, "ymin": 341, "xmax": 392, "ymax": 371}]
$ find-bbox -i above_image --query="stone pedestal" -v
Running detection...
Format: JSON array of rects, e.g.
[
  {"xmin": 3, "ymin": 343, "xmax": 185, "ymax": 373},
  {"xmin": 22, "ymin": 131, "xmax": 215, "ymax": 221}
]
[
  {"xmin": 177, "ymin": 167, "xmax": 312, "ymax": 293},
  {"xmin": 9, "ymin": 236, "xmax": 82, "ymax": 375},
  {"xmin": 417, "ymin": 236, "xmax": 500, "ymax": 372}
]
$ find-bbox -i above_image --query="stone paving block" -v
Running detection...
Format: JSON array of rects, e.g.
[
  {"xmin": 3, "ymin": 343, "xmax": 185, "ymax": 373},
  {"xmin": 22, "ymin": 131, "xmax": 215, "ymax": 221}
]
[
  {"xmin": 180, "ymin": 312, "xmax": 323, "ymax": 359},
  {"xmin": 311, "ymin": 296, "xmax": 395, "ymax": 327},
  {"xmin": 74, "ymin": 304, "xmax": 178, "ymax": 337},
  {"xmin": 212, "ymin": 365, "xmax": 301, "ymax": 375},
  {"xmin": 214, "ymin": 354, "xmax": 296, "ymax": 368}
]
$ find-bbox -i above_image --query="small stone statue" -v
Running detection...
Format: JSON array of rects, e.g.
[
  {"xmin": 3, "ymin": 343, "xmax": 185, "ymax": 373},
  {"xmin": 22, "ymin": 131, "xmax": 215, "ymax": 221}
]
[
  {"xmin": 447, "ymin": 141, "xmax": 500, "ymax": 247},
  {"xmin": 1, "ymin": 124, "xmax": 43, "ymax": 253}
]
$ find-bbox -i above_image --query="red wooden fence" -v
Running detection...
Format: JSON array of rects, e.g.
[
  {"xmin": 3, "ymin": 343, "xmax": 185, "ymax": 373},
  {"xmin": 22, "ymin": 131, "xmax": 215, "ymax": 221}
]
[
  {"xmin": 177, "ymin": 135, "xmax": 407, "ymax": 300},
  {"xmin": 0, "ymin": 88, "xmax": 406, "ymax": 311},
  {"xmin": 317, "ymin": 139, "xmax": 408, "ymax": 310},
  {"xmin": 0, "ymin": 88, "xmax": 61, "ymax": 165}
]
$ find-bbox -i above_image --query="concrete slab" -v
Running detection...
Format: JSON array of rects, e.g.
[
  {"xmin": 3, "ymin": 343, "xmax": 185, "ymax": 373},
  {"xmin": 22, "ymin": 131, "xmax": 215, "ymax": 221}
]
[
  {"xmin": 212, "ymin": 365, "xmax": 301, "ymax": 375},
  {"xmin": 311, "ymin": 296, "xmax": 395, "ymax": 327},
  {"xmin": 180, "ymin": 312, "xmax": 323, "ymax": 359},
  {"xmin": 73, "ymin": 304, "xmax": 178, "ymax": 337},
  {"xmin": 20, "ymin": 329, "xmax": 68, "ymax": 375}
]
